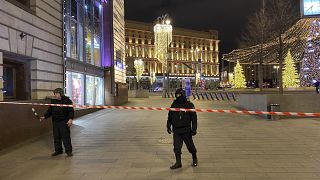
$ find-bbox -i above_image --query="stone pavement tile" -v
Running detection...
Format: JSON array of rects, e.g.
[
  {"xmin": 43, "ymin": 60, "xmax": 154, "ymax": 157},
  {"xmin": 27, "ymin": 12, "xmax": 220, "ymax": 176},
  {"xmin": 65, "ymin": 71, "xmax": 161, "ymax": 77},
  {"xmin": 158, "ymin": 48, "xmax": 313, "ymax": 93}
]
[
  {"xmin": 267, "ymin": 173, "xmax": 320, "ymax": 179},
  {"xmin": 101, "ymin": 172, "xmax": 127, "ymax": 180},
  {"xmin": 194, "ymin": 173, "xmax": 221, "ymax": 180},
  {"xmin": 217, "ymin": 173, "xmax": 246, "ymax": 179},
  {"xmin": 284, "ymin": 167, "xmax": 319, "ymax": 173},
  {"xmin": 244, "ymin": 173, "xmax": 271, "ymax": 179},
  {"xmin": 238, "ymin": 167, "xmax": 287, "ymax": 173},
  {"xmin": 126, "ymin": 172, "xmax": 149, "ymax": 180},
  {"xmin": 46, "ymin": 173, "xmax": 85, "ymax": 180},
  {"xmin": 193, "ymin": 167, "xmax": 240, "ymax": 173},
  {"xmin": 79, "ymin": 173, "xmax": 108, "ymax": 180},
  {"xmin": 172, "ymin": 173, "xmax": 197, "ymax": 180},
  {"xmin": 108, "ymin": 167, "xmax": 150, "ymax": 173}
]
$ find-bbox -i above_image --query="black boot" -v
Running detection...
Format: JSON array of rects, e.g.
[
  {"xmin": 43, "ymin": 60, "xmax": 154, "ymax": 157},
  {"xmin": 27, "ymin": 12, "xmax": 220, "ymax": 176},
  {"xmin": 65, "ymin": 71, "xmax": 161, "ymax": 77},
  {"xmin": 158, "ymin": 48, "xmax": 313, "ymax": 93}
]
[
  {"xmin": 51, "ymin": 151, "xmax": 63, "ymax": 157},
  {"xmin": 170, "ymin": 154, "xmax": 182, "ymax": 170},
  {"xmin": 192, "ymin": 153, "xmax": 198, "ymax": 167}
]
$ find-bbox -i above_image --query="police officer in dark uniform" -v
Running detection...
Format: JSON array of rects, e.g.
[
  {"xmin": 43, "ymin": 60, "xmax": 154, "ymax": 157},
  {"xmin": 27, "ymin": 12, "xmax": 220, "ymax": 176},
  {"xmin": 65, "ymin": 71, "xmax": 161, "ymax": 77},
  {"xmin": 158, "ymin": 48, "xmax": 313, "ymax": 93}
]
[
  {"xmin": 40, "ymin": 88, "xmax": 74, "ymax": 157},
  {"xmin": 167, "ymin": 89, "xmax": 198, "ymax": 169}
]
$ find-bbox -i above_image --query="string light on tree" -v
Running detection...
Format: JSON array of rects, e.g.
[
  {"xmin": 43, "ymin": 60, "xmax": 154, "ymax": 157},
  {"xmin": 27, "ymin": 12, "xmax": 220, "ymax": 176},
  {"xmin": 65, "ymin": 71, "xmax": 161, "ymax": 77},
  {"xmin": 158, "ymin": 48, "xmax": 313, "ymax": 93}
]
[
  {"xmin": 282, "ymin": 50, "xmax": 300, "ymax": 88},
  {"xmin": 234, "ymin": 61, "xmax": 246, "ymax": 89},
  {"xmin": 134, "ymin": 59, "xmax": 144, "ymax": 82},
  {"xmin": 300, "ymin": 19, "xmax": 320, "ymax": 87}
]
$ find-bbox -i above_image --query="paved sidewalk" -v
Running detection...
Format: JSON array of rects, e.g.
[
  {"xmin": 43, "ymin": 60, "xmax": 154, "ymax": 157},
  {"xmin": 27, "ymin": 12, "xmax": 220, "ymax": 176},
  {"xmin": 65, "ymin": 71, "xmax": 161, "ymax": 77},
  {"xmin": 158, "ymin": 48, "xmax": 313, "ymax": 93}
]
[{"xmin": 1, "ymin": 97, "xmax": 320, "ymax": 179}]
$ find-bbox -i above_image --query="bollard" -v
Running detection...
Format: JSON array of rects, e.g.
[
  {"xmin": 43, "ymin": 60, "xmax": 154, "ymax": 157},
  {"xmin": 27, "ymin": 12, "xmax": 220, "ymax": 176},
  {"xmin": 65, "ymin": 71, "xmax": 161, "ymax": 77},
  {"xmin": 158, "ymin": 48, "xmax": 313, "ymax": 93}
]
[
  {"xmin": 270, "ymin": 104, "xmax": 280, "ymax": 120},
  {"xmin": 225, "ymin": 93, "xmax": 231, "ymax": 101},
  {"xmin": 200, "ymin": 93, "xmax": 205, "ymax": 100},
  {"xmin": 209, "ymin": 93, "xmax": 215, "ymax": 101},
  {"xmin": 231, "ymin": 93, "xmax": 237, "ymax": 101},
  {"xmin": 192, "ymin": 92, "xmax": 196, "ymax": 100},
  {"xmin": 196, "ymin": 92, "xmax": 201, "ymax": 100},
  {"xmin": 215, "ymin": 93, "xmax": 220, "ymax": 101}
]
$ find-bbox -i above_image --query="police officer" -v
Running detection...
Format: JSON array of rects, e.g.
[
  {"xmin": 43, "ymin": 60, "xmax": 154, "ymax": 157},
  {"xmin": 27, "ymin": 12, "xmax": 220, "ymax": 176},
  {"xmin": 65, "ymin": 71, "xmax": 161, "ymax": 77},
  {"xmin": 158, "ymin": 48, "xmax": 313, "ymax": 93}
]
[
  {"xmin": 167, "ymin": 89, "xmax": 198, "ymax": 169},
  {"xmin": 40, "ymin": 88, "xmax": 74, "ymax": 157}
]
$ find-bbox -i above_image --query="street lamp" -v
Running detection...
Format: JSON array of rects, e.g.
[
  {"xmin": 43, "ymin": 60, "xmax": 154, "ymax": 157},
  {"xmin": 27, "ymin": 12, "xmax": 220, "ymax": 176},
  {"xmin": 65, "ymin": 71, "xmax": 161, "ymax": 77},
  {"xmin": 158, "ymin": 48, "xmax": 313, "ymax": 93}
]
[
  {"xmin": 154, "ymin": 14, "xmax": 173, "ymax": 98},
  {"xmin": 273, "ymin": 65, "xmax": 280, "ymax": 87},
  {"xmin": 191, "ymin": 48, "xmax": 200, "ymax": 91}
]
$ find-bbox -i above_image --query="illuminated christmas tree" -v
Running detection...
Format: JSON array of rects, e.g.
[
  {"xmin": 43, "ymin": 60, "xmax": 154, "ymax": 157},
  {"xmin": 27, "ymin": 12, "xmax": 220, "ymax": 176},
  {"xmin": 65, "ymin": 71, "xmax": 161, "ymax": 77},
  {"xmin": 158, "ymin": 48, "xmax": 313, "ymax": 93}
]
[
  {"xmin": 234, "ymin": 60, "xmax": 246, "ymax": 88},
  {"xmin": 300, "ymin": 20, "xmax": 320, "ymax": 87},
  {"xmin": 282, "ymin": 50, "xmax": 300, "ymax": 88}
]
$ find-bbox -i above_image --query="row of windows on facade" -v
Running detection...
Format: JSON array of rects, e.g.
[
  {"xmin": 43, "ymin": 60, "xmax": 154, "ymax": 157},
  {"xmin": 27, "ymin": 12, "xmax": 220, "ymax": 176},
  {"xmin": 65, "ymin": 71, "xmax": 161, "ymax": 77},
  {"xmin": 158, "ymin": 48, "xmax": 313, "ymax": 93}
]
[
  {"xmin": 125, "ymin": 37, "xmax": 217, "ymax": 51},
  {"xmin": 125, "ymin": 48, "xmax": 218, "ymax": 63},
  {"xmin": 132, "ymin": 62, "xmax": 217, "ymax": 75},
  {"xmin": 65, "ymin": 0, "xmax": 103, "ymax": 67}
]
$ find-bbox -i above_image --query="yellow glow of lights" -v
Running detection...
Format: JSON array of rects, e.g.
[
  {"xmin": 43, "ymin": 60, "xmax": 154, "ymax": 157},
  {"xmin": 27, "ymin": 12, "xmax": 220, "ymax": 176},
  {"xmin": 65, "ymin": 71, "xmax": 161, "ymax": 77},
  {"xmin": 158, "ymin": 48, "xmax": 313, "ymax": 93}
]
[
  {"xmin": 134, "ymin": 59, "xmax": 145, "ymax": 82},
  {"xmin": 283, "ymin": 50, "xmax": 300, "ymax": 88},
  {"xmin": 154, "ymin": 24, "xmax": 173, "ymax": 68}
]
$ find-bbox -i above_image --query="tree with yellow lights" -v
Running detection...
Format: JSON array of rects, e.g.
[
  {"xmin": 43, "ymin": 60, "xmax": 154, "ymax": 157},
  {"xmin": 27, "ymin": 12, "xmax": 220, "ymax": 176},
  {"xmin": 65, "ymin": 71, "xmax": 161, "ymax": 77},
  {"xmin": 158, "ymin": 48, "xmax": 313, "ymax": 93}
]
[
  {"xmin": 234, "ymin": 61, "xmax": 246, "ymax": 88},
  {"xmin": 282, "ymin": 50, "xmax": 300, "ymax": 88}
]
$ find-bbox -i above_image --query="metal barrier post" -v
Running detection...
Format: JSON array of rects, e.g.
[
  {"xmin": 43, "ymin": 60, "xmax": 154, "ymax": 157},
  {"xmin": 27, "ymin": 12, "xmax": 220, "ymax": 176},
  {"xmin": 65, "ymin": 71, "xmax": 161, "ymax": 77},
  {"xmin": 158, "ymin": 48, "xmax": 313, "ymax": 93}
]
[{"xmin": 270, "ymin": 104, "xmax": 280, "ymax": 120}]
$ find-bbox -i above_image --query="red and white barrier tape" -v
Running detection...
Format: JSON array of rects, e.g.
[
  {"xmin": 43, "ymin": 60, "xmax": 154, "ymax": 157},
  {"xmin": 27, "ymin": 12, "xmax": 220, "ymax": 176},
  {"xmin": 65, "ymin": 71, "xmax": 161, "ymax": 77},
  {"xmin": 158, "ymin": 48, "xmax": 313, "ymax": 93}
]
[{"xmin": 0, "ymin": 101, "xmax": 320, "ymax": 117}]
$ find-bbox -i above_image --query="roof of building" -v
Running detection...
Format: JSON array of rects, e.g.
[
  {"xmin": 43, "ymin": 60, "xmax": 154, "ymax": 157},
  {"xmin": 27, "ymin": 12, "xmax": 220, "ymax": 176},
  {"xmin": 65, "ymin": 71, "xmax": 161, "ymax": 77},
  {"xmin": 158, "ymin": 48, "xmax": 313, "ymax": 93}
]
[{"xmin": 125, "ymin": 20, "xmax": 219, "ymax": 40}]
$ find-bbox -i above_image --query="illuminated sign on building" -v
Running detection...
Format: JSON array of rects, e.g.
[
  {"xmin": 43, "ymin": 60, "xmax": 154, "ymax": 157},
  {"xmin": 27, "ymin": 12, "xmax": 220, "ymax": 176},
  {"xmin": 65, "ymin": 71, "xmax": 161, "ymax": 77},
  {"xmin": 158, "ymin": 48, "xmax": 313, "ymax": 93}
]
[{"xmin": 301, "ymin": 0, "xmax": 320, "ymax": 17}]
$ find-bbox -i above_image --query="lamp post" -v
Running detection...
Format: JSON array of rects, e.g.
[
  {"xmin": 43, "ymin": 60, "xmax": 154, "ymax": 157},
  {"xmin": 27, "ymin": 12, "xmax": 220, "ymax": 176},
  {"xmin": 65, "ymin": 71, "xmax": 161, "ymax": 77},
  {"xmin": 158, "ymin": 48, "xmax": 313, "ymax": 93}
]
[
  {"xmin": 191, "ymin": 48, "xmax": 200, "ymax": 92},
  {"xmin": 273, "ymin": 65, "xmax": 279, "ymax": 87},
  {"xmin": 154, "ymin": 15, "xmax": 173, "ymax": 98}
]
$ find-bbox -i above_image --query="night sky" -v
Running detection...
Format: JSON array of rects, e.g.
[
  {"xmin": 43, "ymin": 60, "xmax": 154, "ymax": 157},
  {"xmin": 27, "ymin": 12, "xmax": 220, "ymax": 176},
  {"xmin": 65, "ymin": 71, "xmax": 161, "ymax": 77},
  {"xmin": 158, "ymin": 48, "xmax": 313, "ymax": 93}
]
[{"xmin": 125, "ymin": 0, "xmax": 301, "ymax": 56}]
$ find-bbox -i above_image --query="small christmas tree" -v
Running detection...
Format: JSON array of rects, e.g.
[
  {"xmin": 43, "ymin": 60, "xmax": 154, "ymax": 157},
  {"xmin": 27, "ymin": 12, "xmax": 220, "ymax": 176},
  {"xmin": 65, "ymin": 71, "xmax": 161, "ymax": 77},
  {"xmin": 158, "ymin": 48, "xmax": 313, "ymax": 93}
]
[
  {"xmin": 282, "ymin": 50, "xmax": 300, "ymax": 88},
  {"xmin": 234, "ymin": 60, "xmax": 246, "ymax": 88}
]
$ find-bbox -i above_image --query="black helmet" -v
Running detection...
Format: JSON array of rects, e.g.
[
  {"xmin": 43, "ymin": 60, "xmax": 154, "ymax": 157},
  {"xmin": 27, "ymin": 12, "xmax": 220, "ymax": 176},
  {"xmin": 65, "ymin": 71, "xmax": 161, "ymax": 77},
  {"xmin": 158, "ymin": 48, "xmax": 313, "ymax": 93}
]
[
  {"xmin": 175, "ymin": 88, "xmax": 186, "ymax": 98},
  {"xmin": 53, "ymin": 88, "xmax": 65, "ymax": 96}
]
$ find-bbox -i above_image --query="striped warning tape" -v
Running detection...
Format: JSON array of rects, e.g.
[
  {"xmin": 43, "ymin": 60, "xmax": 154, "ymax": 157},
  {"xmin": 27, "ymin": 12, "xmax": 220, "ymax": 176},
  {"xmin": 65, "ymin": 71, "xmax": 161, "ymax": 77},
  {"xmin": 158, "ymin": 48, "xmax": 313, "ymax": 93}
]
[{"xmin": 0, "ymin": 101, "xmax": 320, "ymax": 117}]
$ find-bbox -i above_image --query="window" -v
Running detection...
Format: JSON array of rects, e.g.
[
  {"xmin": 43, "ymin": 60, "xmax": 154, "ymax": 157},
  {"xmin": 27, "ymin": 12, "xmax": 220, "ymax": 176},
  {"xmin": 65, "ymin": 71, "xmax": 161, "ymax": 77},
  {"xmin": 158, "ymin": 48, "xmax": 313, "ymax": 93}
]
[
  {"xmin": 85, "ymin": 75, "xmax": 104, "ymax": 105},
  {"xmin": 65, "ymin": 0, "xmax": 102, "ymax": 66},
  {"xmin": 95, "ymin": 77, "xmax": 104, "ymax": 105},
  {"xmin": 85, "ymin": 75, "xmax": 95, "ymax": 105},
  {"xmin": 66, "ymin": 71, "xmax": 84, "ymax": 105}
]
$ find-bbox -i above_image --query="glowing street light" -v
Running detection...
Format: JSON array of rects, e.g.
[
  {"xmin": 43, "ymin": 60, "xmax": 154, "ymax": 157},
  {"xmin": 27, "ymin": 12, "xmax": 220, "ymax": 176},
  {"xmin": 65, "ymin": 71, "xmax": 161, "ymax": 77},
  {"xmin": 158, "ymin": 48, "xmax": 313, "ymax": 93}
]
[{"xmin": 154, "ymin": 14, "xmax": 173, "ymax": 97}]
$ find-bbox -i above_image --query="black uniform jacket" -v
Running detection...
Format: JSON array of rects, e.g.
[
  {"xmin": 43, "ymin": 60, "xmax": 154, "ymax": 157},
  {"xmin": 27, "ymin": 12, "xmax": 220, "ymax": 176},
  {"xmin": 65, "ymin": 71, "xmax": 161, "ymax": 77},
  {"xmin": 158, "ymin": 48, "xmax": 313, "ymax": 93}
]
[
  {"xmin": 167, "ymin": 100, "xmax": 197, "ymax": 134},
  {"xmin": 44, "ymin": 96, "xmax": 75, "ymax": 122}
]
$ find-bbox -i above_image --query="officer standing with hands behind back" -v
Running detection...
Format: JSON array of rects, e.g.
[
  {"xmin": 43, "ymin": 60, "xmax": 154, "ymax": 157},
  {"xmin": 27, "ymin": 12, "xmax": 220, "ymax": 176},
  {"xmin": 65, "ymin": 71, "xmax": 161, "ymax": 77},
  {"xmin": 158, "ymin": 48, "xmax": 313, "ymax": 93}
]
[
  {"xmin": 40, "ymin": 88, "xmax": 74, "ymax": 157},
  {"xmin": 167, "ymin": 89, "xmax": 198, "ymax": 169}
]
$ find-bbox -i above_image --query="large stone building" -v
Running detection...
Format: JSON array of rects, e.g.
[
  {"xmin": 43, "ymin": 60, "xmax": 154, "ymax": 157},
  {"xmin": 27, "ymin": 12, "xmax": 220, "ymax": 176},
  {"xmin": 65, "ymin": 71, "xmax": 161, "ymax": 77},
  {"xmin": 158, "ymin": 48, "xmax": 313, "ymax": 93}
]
[
  {"xmin": 0, "ymin": 0, "xmax": 127, "ymax": 105},
  {"xmin": 125, "ymin": 20, "xmax": 220, "ymax": 90}
]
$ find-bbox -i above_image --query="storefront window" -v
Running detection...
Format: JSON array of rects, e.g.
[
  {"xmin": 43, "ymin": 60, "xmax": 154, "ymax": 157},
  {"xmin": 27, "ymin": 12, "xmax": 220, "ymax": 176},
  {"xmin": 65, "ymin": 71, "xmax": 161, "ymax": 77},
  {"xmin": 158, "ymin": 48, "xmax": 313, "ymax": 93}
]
[
  {"xmin": 66, "ymin": 71, "xmax": 84, "ymax": 105},
  {"xmin": 85, "ymin": 75, "xmax": 95, "ymax": 105},
  {"xmin": 95, "ymin": 77, "xmax": 104, "ymax": 105}
]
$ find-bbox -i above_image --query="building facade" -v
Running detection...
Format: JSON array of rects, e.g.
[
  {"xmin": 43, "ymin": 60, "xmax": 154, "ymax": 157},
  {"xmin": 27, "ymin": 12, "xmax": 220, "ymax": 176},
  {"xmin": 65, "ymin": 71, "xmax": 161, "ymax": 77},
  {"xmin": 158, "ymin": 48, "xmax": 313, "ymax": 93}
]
[
  {"xmin": 0, "ymin": 0, "xmax": 64, "ymax": 101},
  {"xmin": 125, "ymin": 20, "xmax": 220, "ymax": 90},
  {"xmin": 0, "ymin": 0, "xmax": 127, "ymax": 105}
]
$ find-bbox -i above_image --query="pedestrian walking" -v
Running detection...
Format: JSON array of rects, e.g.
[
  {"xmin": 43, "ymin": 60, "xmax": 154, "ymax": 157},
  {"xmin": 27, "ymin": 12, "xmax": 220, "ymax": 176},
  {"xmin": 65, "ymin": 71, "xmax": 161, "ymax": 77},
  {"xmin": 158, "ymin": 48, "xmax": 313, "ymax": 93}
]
[
  {"xmin": 40, "ymin": 88, "xmax": 74, "ymax": 157},
  {"xmin": 167, "ymin": 89, "xmax": 198, "ymax": 169}
]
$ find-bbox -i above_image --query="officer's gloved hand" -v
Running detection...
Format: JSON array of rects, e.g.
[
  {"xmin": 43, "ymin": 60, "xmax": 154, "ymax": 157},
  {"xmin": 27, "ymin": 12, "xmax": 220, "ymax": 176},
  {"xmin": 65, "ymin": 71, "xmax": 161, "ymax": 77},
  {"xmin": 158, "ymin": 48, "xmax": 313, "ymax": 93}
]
[
  {"xmin": 191, "ymin": 131, "xmax": 197, "ymax": 136},
  {"xmin": 167, "ymin": 128, "xmax": 172, "ymax": 134}
]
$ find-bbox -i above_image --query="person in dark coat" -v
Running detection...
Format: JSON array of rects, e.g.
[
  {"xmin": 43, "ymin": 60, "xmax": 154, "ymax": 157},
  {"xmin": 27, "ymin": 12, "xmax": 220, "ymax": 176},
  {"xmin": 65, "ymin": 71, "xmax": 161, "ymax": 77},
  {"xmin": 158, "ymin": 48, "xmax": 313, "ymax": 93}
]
[
  {"xmin": 314, "ymin": 80, "xmax": 320, "ymax": 94},
  {"xmin": 167, "ymin": 89, "xmax": 198, "ymax": 169},
  {"xmin": 40, "ymin": 88, "xmax": 74, "ymax": 157}
]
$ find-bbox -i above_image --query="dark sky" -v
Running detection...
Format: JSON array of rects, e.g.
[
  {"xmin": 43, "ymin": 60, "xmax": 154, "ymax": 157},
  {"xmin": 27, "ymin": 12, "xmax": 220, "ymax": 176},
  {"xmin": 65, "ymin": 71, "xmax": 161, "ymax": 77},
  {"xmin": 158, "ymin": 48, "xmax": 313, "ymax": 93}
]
[{"xmin": 125, "ymin": 0, "xmax": 301, "ymax": 56}]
